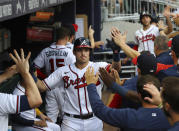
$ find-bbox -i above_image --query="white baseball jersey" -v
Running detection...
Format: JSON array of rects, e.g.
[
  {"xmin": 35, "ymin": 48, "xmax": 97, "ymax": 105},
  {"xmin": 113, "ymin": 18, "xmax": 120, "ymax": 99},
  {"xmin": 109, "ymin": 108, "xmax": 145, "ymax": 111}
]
[
  {"xmin": 13, "ymin": 83, "xmax": 36, "ymax": 120},
  {"xmin": 66, "ymin": 42, "xmax": 74, "ymax": 50},
  {"xmin": 33, "ymin": 43, "xmax": 76, "ymax": 76},
  {"xmin": 135, "ymin": 25, "xmax": 160, "ymax": 55},
  {"xmin": 0, "ymin": 93, "xmax": 20, "ymax": 131},
  {"xmin": 13, "ymin": 83, "xmax": 61, "ymax": 131},
  {"xmin": 43, "ymin": 61, "xmax": 110, "ymax": 115},
  {"xmin": 45, "ymin": 87, "xmax": 65, "ymax": 122}
]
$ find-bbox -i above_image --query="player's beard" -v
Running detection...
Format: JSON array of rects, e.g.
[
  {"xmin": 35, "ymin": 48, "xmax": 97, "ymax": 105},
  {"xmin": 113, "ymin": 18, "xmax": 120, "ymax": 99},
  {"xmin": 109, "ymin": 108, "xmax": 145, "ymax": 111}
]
[{"xmin": 76, "ymin": 55, "xmax": 89, "ymax": 66}]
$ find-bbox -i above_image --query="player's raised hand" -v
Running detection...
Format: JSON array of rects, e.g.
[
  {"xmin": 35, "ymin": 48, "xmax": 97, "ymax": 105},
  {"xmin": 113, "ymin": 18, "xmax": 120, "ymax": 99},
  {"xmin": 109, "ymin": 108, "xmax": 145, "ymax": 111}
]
[
  {"xmin": 85, "ymin": 67, "xmax": 99, "ymax": 85},
  {"xmin": 9, "ymin": 49, "xmax": 31, "ymax": 76},
  {"xmin": 143, "ymin": 83, "xmax": 162, "ymax": 106},
  {"xmin": 111, "ymin": 28, "xmax": 127, "ymax": 47},
  {"xmin": 99, "ymin": 67, "xmax": 115, "ymax": 88},
  {"xmin": 163, "ymin": 5, "xmax": 171, "ymax": 17},
  {"xmin": 110, "ymin": 69, "xmax": 123, "ymax": 85}
]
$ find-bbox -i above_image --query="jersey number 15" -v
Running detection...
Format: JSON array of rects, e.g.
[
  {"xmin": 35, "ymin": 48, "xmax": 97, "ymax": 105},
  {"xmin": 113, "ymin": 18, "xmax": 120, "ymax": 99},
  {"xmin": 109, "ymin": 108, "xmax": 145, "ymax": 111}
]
[{"xmin": 49, "ymin": 59, "xmax": 64, "ymax": 73}]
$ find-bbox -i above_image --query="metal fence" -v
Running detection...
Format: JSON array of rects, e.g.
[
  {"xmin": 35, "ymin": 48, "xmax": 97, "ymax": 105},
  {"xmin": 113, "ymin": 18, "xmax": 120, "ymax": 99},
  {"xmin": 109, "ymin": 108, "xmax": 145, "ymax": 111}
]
[{"xmin": 101, "ymin": 0, "xmax": 179, "ymax": 20}]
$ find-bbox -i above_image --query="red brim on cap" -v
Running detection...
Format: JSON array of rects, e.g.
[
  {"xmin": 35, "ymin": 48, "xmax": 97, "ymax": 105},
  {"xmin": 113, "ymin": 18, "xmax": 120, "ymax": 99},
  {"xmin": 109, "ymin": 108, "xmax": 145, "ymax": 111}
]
[{"xmin": 75, "ymin": 45, "xmax": 92, "ymax": 48}]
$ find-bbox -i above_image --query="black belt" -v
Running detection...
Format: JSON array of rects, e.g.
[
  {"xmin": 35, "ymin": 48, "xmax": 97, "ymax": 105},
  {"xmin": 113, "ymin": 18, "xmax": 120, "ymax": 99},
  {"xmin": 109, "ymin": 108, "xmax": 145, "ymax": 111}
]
[{"xmin": 65, "ymin": 112, "xmax": 94, "ymax": 119}]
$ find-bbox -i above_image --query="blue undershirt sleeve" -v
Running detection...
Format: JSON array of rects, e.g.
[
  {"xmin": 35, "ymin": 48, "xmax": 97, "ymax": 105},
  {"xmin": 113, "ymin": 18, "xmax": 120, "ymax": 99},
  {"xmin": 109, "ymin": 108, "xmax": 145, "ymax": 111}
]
[
  {"xmin": 11, "ymin": 114, "xmax": 34, "ymax": 126},
  {"xmin": 19, "ymin": 95, "xmax": 31, "ymax": 112},
  {"xmin": 111, "ymin": 82, "xmax": 129, "ymax": 96}
]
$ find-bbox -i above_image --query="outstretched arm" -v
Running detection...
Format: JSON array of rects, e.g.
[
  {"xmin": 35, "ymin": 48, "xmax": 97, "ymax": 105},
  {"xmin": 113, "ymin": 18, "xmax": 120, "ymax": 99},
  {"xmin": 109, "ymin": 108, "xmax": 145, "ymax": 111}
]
[
  {"xmin": 85, "ymin": 67, "xmax": 134, "ymax": 128},
  {"xmin": 9, "ymin": 49, "xmax": 42, "ymax": 108},
  {"xmin": 99, "ymin": 68, "xmax": 140, "ymax": 103},
  {"xmin": 163, "ymin": 6, "xmax": 173, "ymax": 35},
  {"xmin": 111, "ymin": 27, "xmax": 140, "ymax": 59}
]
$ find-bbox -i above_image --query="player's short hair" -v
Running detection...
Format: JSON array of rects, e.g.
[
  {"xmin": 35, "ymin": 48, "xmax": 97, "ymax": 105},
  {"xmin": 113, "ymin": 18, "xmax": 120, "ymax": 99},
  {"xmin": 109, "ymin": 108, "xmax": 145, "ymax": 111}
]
[
  {"xmin": 161, "ymin": 76, "xmax": 179, "ymax": 113},
  {"xmin": 140, "ymin": 12, "xmax": 152, "ymax": 24},
  {"xmin": 62, "ymin": 23, "xmax": 76, "ymax": 38},
  {"xmin": 154, "ymin": 35, "xmax": 169, "ymax": 51},
  {"xmin": 137, "ymin": 75, "xmax": 160, "ymax": 103},
  {"xmin": 56, "ymin": 26, "xmax": 71, "ymax": 40}
]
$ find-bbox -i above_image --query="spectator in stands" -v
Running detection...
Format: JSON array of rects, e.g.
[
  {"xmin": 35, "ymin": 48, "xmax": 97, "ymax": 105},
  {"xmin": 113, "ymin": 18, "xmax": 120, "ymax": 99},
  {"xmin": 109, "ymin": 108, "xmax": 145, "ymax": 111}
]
[
  {"xmin": 144, "ymin": 76, "xmax": 179, "ymax": 130},
  {"xmin": 85, "ymin": 67, "xmax": 170, "ymax": 130},
  {"xmin": 0, "ymin": 49, "xmax": 42, "ymax": 131}
]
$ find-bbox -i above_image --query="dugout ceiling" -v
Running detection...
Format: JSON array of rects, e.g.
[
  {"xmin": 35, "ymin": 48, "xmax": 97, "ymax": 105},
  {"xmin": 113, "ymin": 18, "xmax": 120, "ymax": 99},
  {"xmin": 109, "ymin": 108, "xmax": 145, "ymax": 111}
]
[{"xmin": 0, "ymin": 0, "xmax": 73, "ymax": 22}]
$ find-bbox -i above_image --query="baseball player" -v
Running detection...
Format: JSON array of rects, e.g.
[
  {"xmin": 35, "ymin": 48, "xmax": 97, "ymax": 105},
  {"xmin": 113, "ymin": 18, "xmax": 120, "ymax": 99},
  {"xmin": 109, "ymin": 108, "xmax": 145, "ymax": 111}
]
[
  {"xmin": 135, "ymin": 12, "xmax": 160, "ymax": 55},
  {"xmin": 12, "ymin": 80, "xmax": 61, "ymax": 131},
  {"xmin": 36, "ymin": 37, "xmax": 121, "ymax": 131},
  {"xmin": 33, "ymin": 26, "xmax": 76, "ymax": 76},
  {"xmin": 63, "ymin": 24, "xmax": 78, "ymax": 50},
  {"xmin": 0, "ymin": 49, "xmax": 42, "ymax": 131},
  {"xmin": 44, "ymin": 25, "xmax": 103, "ymax": 123}
]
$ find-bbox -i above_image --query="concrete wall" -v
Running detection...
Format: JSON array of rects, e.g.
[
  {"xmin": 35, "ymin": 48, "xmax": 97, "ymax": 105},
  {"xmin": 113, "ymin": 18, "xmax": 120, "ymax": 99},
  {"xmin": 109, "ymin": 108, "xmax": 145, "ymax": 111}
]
[{"xmin": 101, "ymin": 20, "xmax": 142, "ymax": 45}]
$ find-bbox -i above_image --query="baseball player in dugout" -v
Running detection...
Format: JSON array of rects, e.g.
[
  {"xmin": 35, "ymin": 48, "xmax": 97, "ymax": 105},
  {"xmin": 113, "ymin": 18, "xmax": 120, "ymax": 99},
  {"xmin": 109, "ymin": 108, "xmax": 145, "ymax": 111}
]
[
  {"xmin": 33, "ymin": 26, "xmax": 76, "ymax": 77},
  {"xmin": 36, "ymin": 36, "xmax": 121, "ymax": 131},
  {"xmin": 134, "ymin": 11, "xmax": 168, "ymax": 55},
  {"xmin": 0, "ymin": 49, "xmax": 42, "ymax": 131},
  {"xmin": 11, "ymin": 66, "xmax": 60, "ymax": 131}
]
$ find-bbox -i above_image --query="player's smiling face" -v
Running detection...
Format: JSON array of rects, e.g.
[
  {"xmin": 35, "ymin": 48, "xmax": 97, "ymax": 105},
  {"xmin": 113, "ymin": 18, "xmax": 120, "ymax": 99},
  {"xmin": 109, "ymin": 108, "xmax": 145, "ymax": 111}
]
[
  {"xmin": 142, "ymin": 16, "xmax": 151, "ymax": 26},
  {"xmin": 74, "ymin": 48, "xmax": 90, "ymax": 64}
]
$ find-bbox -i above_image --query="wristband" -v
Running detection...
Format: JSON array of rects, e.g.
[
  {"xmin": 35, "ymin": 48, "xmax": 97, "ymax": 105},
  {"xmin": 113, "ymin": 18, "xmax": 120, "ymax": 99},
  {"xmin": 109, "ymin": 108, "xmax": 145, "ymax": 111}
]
[
  {"xmin": 158, "ymin": 103, "xmax": 163, "ymax": 108},
  {"xmin": 113, "ymin": 53, "xmax": 120, "ymax": 62}
]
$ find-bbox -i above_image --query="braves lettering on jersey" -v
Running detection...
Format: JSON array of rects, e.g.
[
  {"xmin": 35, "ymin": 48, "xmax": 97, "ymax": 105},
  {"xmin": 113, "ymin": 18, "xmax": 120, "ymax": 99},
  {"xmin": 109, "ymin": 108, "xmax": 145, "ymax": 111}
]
[
  {"xmin": 43, "ymin": 61, "xmax": 110, "ymax": 115},
  {"xmin": 33, "ymin": 43, "xmax": 76, "ymax": 76},
  {"xmin": 135, "ymin": 25, "xmax": 160, "ymax": 55}
]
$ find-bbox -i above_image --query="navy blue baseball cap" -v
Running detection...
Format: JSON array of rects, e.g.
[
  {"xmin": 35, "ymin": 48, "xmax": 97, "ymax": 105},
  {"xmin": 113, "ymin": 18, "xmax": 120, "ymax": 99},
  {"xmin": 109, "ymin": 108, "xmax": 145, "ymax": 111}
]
[{"xmin": 137, "ymin": 51, "xmax": 157, "ymax": 75}]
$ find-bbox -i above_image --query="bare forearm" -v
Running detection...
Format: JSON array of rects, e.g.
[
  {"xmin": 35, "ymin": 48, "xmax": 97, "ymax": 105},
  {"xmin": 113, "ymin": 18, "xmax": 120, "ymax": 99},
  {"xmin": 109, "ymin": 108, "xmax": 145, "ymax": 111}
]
[
  {"xmin": 120, "ymin": 42, "xmax": 140, "ymax": 58},
  {"xmin": 167, "ymin": 31, "xmax": 179, "ymax": 39},
  {"xmin": 89, "ymin": 35, "xmax": 95, "ymax": 48},
  {"xmin": 37, "ymin": 79, "xmax": 47, "ymax": 92},
  {"xmin": 164, "ymin": 16, "xmax": 173, "ymax": 35},
  {"xmin": 22, "ymin": 72, "xmax": 42, "ymax": 108}
]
